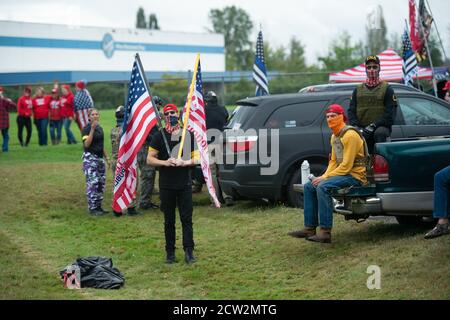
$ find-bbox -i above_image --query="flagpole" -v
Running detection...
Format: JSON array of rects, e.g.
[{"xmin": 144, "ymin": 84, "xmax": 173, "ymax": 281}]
[
  {"xmin": 135, "ymin": 53, "xmax": 171, "ymax": 155},
  {"xmin": 177, "ymin": 53, "xmax": 200, "ymax": 159},
  {"xmin": 416, "ymin": 1, "xmax": 438, "ymax": 97},
  {"xmin": 425, "ymin": 0, "xmax": 448, "ymax": 63}
]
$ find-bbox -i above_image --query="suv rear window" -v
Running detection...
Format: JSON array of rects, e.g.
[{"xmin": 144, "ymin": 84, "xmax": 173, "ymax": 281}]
[
  {"xmin": 227, "ymin": 105, "xmax": 257, "ymax": 130},
  {"xmin": 264, "ymin": 101, "xmax": 328, "ymax": 128}
]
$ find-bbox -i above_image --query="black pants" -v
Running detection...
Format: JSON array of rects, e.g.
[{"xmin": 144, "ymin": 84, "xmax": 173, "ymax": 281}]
[
  {"xmin": 17, "ymin": 116, "xmax": 32, "ymax": 146},
  {"xmin": 160, "ymin": 187, "xmax": 194, "ymax": 252},
  {"xmin": 363, "ymin": 126, "xmax": 390, "ymax": 154}
]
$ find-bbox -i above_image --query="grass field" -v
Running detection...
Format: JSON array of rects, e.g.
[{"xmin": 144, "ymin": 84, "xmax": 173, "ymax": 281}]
[{"xmin": 0, "ymin": 110, "xmax": 449, "ymax": 300}]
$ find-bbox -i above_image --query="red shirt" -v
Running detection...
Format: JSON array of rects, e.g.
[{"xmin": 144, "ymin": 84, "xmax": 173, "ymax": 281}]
[
  {"xmin": 49, "ymin": 98, "xmax": 62, "ymax": 121},
  {"xmin": 17, "ymin": 95, "xmax": 33, "ymax": 117},
  {"xmin": 32, "ymin": 96, "xmax": 51, "ymax": 119},
  {"xmin": 60, "ymin": 93, "xmax": 74, "ymax": 118}
]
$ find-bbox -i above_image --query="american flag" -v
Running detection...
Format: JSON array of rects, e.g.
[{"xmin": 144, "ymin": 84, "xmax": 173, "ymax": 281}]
[
  {"xmin": 182, "ymin": 55, "xmax": 221, "ymax": 208},
  {"xmin": 74, "ymin": 88, "xmax": 94, "ymax": 130},
  {"xmin": 112, "ymin": 56, "xmax": 158, "ymax": 212},
  {"xmin": 402, "ymin": 25, "xmax": 419, "ymax": 87},
  {"xmin": 253, "ymin": 31, "xmax": 269, "ymax": 96}
]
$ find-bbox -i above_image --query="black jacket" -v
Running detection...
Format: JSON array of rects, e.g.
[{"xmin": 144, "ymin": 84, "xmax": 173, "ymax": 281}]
[{"xmin": 205, "ymin": 103, "xmax": 229, "ymax": 131}]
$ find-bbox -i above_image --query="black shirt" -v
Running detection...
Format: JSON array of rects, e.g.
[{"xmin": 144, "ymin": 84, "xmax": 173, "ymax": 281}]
[
  {"xmin": 82, "ymin": 123, "xmax": 104, "ymax": 158},
  {"xmin": 348, "ymin": 84, "xmax": 397, "ymax": 129},
  {"xmin": 149, "ymin": 129, "xmax": 196, "ymax": 190},
  {"xmin": 205, "ymin": 103, "xmax": 229, "ymax": 131}
]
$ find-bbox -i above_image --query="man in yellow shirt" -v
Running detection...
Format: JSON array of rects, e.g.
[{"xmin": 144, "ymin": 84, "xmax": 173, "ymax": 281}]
[{"xmin": 289, "ymin": 104, "xmax": 368, "ymax": 243}]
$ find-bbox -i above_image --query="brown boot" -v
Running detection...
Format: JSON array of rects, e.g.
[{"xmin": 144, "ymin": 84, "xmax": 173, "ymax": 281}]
[
  {"xmin": 288, "ymin": 227, "xmax": 316, "ymax": 238},
  {"xmin": 306, "ymin": 228, "xmax": 331, "ymax": 243}
]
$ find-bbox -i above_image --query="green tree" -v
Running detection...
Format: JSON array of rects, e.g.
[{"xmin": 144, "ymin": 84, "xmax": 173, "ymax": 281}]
[
  {"xmin": 318, "ymin": 31, "xmax": 365, "ymax": 72},
  {"xmin": 264, "ymin": 37, "xmax": 307, "ymax": 73},
  {"xmin": 208, "ymin": 6, "xmax": 254, "ymax": 71},
  {"xmin": 136, "ymin": 7, "xmax": 147, "ymax": 29},
  {"xmin": 365, "ymin": 5, "xmax": 388, "ymax": 54},
  {"xmin": 152, "ymin": 75, "xmax": 189, "ymax": 107},
  {"xmin": 148, "ymin": 14, "xmax": 160, "ymax": 30}
]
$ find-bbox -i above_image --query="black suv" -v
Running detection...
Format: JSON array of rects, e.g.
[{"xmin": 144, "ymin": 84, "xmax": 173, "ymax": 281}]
[{"xmin": 218, "ymin": 84, "xmax": 450, "ymax": 207}]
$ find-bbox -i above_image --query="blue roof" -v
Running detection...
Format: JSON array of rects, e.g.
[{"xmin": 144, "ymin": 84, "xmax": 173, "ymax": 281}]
[{"xmin": 0, "ymin": 70, "xmax": 281, "ymax": 86}]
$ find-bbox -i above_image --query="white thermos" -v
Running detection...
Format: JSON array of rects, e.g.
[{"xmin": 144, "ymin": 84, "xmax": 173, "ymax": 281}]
[{"xmin": 301, "ymin": 160, "xmax": 310, "ymax": 185}]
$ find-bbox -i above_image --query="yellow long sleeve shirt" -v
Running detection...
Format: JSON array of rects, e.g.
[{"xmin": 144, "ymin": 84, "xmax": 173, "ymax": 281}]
[{"xmin": 322, "ymin": 130, "xmax": 367, "ymax": 184}]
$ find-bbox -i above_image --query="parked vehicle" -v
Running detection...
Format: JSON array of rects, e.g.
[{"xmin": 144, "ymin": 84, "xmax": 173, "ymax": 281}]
[
  {"xmin": 218, "ymin": 85, "xmax": 450, "ymax": 207},
  {"xmin": 330, "ymin": 137, "xmax": 450, "ymax": 226}
]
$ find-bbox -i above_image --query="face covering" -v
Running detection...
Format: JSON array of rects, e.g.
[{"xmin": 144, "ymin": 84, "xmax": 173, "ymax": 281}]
[
  {"xmin": 327, "ymin": 114, "xmax": 346, "ymax": 136},
  {"xmin": 365, "ymin": 67, "xmax": 380, "ymax": 87},
  {"xmin": 165, "ymin": 115, "xmax": 180, "ymax": 134}
]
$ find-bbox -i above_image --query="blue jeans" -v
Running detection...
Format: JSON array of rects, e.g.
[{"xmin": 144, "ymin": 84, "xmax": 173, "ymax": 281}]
[
  {"xmin": 303, "ymin": 175, "xmax": 361, "ymax": 229},
  {"xmin": 63, "ymin": 118, "xmax": 77, "ymax": 144},
  {"xmin": 49, "ymin": 120, "xmax": 63, "ymax": 141},
  {"xmin": 1, "ymin": 128, "xmax": 9, "ymax": 151},
  {"xmin": 433, "ymin": 166, "xmax": 450, "ymax": 219},
  {"xmin": 35, "ymin": 118, "xmax": 49, "ymax": 146}
]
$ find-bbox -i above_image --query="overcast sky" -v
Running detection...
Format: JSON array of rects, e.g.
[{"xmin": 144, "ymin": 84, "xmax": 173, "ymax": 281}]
[{"xmin": 1, "ymin": 0, "xmax": 449, "ymax": 65}]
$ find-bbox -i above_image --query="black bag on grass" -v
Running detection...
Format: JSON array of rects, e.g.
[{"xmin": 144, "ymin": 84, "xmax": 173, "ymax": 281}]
[{"xmin": 60, "ymin": 256, "xmax": 125, "ymax": 289}]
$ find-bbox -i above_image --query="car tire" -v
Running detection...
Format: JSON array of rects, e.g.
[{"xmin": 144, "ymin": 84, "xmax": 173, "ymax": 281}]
[
  {"xmin": 395, "ymin": 215, "xmax": 436, "ymax": 227},
  {"xmin": 286, "ymin": 163, "xmax": 327, "ymax": 208}
]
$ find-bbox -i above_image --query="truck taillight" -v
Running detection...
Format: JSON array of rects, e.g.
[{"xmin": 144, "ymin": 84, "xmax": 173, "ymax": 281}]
[
  {"xmin": 227, "ymin": 136, "xmax": 258, "ymax": 153},
  {"xmin": 373, "ymin": 154, "xmax": 389, "ymax": 182}
]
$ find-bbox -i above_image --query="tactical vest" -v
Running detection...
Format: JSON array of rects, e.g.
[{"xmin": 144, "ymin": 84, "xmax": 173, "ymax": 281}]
[
  {"xmin": 332, "ymin": 126, "xmax": 370, "ymax": 169},
  {"xmin": 356, "ymin": 81, "xmax": 388, "ymax": 127}
]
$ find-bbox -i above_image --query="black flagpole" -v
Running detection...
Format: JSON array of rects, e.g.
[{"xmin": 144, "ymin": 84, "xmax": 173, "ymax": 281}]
[{"xmin": 135, "ymin": 53, "xmax": 171, "ymax": 155}]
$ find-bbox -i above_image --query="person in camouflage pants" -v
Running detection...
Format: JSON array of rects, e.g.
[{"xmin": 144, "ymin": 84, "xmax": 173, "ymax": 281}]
[
  {"xmin": 137, "ymin": 130, "xmax": 158, "ymax": 209},
  {"xmin": 81, "ymin": 108, "xmax": 109, "ymax": 215},
  {"xmin": 110, "ymin": 106, "xmax": 140, "ymax": 216}
]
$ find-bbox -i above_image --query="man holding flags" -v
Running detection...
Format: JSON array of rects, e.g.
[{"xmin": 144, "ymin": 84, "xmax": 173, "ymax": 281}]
[{"xmin": 147, "ymin": 104, "xmax": 199, "ymax": 264}]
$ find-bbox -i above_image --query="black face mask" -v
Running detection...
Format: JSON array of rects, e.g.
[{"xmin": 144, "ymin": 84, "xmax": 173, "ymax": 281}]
[{"xmin": 168, "ymin": 115, "xmax": 179, "ymax": 127}]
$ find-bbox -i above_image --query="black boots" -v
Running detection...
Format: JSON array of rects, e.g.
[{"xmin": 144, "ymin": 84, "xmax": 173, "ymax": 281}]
[
  {"xmin": 165, "ymin": 248, "xmax": 196, "ymax": 264},
  {"xmin": 184, "ymin": 247, "xmax": 196, "ymax": 264},
  {"xmin": 166, "ymin": 250, "xmax": 177, "ymax": 264},
  {"xmin": 127, "ymin": 207, "xmax": 141, "ymax": 216}
]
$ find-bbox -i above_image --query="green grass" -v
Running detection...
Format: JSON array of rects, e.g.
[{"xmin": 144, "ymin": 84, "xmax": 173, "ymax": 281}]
[{"xmin": 0, "ymin": 111, "xmax": 449, "ymax": 299}]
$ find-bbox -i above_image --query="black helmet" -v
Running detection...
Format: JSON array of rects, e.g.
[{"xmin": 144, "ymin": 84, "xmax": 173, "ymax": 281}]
[
  {"xmin": 152, "ymin": 95, "xmax": 163, "ymax": 107},
  {"xmin": 204, "ymin": 91, "xmax": 218, "ymax": 104},
  {"xmin": 115, "ymin": 105, "xmax": 125, "ymax": 120}
]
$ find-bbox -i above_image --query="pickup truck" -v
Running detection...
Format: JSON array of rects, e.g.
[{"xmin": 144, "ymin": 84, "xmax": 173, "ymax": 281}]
[{"xmin": 296, "ymin": 136, "xmax": 450, "ymax": 226}]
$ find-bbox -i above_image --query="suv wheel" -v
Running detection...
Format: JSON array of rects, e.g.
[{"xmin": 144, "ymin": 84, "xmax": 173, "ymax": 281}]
[
  {"xmin": 286, "ymin": 163, "xmax": 326, "ymax": 208},
  {"xmin": 395, "ymin": 215, "xmax": 435, "ymax": 227}
]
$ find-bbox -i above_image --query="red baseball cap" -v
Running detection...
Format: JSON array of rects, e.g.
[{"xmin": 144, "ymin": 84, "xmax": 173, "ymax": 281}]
[
  {"xmin": 75, "ymin": 80, "xmax": 86, "ymax": 89},
  {"xmin": 326, "ymin": 104, "xmax": 347, "ymax": 122},
  {"xmin": 163, "ymin": 104, "xmax": 178, "ymax": 114},
  {"xmin": 443, "ymin": 80, "xmax": 450, "ymax": 91}
]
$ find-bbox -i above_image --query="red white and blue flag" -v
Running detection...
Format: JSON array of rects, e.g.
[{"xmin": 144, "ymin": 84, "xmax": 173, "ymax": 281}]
[
  {"xmin": 182, "ymin": 57, "xmax": 221, "ymax": 208},
  {"xmin": 113, "ymin": 57, "xmax": 157, "ymax": 212}
]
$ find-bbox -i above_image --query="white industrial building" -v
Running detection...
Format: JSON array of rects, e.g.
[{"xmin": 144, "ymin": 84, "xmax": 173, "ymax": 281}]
[{"xmin": 0, "ymin": 20, "xmax": 226, "ymax": 85}]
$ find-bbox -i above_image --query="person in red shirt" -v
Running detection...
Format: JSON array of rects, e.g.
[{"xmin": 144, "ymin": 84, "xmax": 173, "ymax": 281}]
[
  {"xmin": 49, "ymin": 88, "xmax": 63, "ymax": 145},
  {"xmin": 16, "ymin": 86, "xmax": 33, "ymax": 147},
  {"xmin": 0, "ymin": 88, "xmax": 17, "ymax": 152},
  {"xmin": 32, "ymin": 87, "xmax": 51, "ymax": 146},
  {"xmin": 60, "ymin": 85, "xmax": 77, "ymax": 144}
]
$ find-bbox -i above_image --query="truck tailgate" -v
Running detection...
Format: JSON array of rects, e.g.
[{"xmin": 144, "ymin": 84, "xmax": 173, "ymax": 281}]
[{"xmin": 375, "ymin": 137, "xmax": 450, "ymax": 193}]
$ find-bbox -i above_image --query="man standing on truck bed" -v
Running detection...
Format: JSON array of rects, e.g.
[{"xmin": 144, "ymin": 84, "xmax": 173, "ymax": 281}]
[
  {"xmin": 348, "ymin": 55, "xmax": 398, "ymax": 153},
  {"xmin": 288, "ymin": 104, "xmax": 368, "ymax": 243}
]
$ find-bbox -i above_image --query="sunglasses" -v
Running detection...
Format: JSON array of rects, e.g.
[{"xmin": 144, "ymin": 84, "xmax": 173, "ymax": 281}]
[
  {"xmin": 326, "ymin": 114, "xmax": 338, "ymax": 119},
  {"xmin": 366, "ymin": 65, "xmax": 379, "ymax": 70},
  {"xmin": 164, "ymin": 111, "xmax": 176, "ymax": 116}
]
